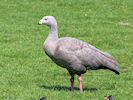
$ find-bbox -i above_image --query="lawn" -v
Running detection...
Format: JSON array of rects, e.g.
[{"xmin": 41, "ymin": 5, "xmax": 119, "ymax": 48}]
[{"xmin": 0, "ymin": 0, "xmax": 133, "ymax": 100}]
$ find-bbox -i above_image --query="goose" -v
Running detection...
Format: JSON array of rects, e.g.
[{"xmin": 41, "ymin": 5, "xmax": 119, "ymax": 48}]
[
  {"xmin": 38, "ymin": 16, "xmax": 119, "ymax": 92},
  {"xmin": 104, "ymin": 95, "xmax": 113, "ymax": 100}
]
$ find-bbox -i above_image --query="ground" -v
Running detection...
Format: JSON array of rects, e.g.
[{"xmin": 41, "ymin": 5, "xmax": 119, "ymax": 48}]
[{"xmin": 0, "ymin": 0, "xmax": 133, "ymax": 100}]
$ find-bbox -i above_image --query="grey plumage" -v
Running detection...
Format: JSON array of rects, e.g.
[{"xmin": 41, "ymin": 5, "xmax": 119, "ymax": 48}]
[
  {"xmin": 39, "ymin": 16, "xmax": 119, "ymax": 75},
  {"xmin": 51, "ymin": 37, "xmax": 119, "ymax": 75},
  {"xmin": 39, "ymin": 16, "xmax": 119, "ymax": 92}
]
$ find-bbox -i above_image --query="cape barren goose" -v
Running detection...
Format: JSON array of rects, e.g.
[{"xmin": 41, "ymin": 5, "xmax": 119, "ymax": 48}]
[{"xmin": 39, "ymin": 16, "xmax": 119, "ymax": 92}]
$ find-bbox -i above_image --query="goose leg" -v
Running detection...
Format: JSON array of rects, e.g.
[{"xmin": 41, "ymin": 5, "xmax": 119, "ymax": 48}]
[
  {"xmin": 70, "ymin": 75, "xmax": 74, "ymax": 91},
  {"xmin": 78, "ymin": 75, "xmax": 83, "ymax": 92}
]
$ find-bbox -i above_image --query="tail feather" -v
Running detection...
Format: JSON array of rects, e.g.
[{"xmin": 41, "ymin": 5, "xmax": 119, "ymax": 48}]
[
  {"xmin": 110, "ymin": 68, "xmax": 120, "ymax": 75},
  {"xmin": 99, "ymin": 52, "xmax": 120, "ymax": 75}
]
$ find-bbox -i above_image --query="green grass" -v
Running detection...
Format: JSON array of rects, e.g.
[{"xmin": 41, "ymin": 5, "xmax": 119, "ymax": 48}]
[{"xmin": 0, "ymin": 0, "xmax": 133, "ymax": 99}]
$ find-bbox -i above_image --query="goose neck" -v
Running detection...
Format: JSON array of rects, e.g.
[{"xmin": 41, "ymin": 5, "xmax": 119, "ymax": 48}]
[{"xmin": 48, "ymin": 24, "xmax": 58, "ymax": 38}]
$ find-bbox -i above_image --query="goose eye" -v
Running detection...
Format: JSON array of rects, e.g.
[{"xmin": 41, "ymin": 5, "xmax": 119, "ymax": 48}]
[{"xmin": 44, "ymin": 18, "xmax": 47, "ymax": 20}]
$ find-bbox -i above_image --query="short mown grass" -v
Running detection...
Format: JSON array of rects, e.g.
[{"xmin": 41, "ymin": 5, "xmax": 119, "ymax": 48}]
[{"xmin": 0, "ymin": 0, "xmax": 133, "ymax": 100}]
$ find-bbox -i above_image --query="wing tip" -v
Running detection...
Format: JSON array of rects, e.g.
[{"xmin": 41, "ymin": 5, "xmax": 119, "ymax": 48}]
[{"xmin": 115, "ymin": 71, "xmax": 120, "ymax": 75}]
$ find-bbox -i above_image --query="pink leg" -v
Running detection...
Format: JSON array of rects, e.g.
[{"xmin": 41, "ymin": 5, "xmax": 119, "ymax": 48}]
[
  {"xmin": 78, "ymin": 75, "xmax": 83, "ymax": 93},
  {"xmin": 70, "ymin": 75, "xmax": 74, "ymax": 91}
]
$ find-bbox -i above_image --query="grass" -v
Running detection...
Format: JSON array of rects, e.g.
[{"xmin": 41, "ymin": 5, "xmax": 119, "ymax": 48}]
[{"xmin": 0, "ymin": 0, "xmax": 133, "ymax": 99}]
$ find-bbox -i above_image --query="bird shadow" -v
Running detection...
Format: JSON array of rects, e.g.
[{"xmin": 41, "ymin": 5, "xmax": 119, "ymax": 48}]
[{"xmin": 38, "ymin": 84, "xmax": 97, "ymax": 92}]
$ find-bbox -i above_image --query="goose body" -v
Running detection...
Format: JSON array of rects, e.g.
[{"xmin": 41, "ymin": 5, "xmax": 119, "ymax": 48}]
[{"xmin": 39, "ymin": 16, "xmax": 119, "ymax": 92}]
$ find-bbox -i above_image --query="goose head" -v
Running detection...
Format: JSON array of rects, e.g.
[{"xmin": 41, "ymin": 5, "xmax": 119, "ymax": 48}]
[{"xmin": 39, "ymin": 16, "xmax": 57, "ymax": 27}]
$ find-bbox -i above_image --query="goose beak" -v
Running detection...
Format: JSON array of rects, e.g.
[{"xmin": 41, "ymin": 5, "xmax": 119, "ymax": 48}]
[
  {"xmin": 38, "ymin": 19, "xmax": 43, "ymax": 25},
  {"xmin": 38, "ymin": 20, "xmax": 42, "ymax": 25}
]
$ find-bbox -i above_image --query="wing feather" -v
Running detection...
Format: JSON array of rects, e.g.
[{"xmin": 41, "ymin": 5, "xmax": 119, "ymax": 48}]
[{"xmin": 54, "ymin": 37, "xmax": 119, "ymax": 73}]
